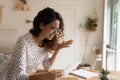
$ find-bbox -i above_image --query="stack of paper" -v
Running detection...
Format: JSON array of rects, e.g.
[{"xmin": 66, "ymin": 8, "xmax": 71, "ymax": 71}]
[{"xmin": 70, "ymin": 69, "xmax": 99, "ymax": 79}]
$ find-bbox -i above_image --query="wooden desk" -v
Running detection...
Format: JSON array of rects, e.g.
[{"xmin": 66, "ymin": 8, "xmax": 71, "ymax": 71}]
[
  {"xmin": 60, "ymin": 71, "xmax": 120, "ymax": 80},
  {"xmin": 59, "ymin": 75, "xmax": 98, "ymax": 80},
  {"xmin": 35, "ymin": 69, "xmax": 120, "ymax": 80},
  {"xmin": 110, "ymin": 71, "xmax": 120, "ymax": 80}
]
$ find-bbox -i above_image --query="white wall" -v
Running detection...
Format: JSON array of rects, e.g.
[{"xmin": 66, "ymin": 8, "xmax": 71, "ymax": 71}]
[{"xmin": 0, "ymin": 0, "xmax": 104, "ymax": 69}]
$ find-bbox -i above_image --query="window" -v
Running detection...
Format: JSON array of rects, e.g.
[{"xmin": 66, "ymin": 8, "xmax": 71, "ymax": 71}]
[{"xmin": 104, "ymin": 0, "xmax": 120, "ymax": 70}]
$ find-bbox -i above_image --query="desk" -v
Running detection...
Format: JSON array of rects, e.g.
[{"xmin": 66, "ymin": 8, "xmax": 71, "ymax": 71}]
[
  {"xmin": 59, "ymin": 75, "xmax": 98, "ymax": 80},
  {"xmin": 60, "ymin": 71, "xmax": 120, "ymax": 80},
  {"xmin": 110, "ymin": 71, "xmax": 120, "ymax": 80},
  {"xmin": 35, "ymin": 69, "xmax": 120, "ymax": 80}
]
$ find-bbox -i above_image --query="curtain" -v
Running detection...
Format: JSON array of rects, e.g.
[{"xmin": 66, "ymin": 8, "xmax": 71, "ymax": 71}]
[{"xmin": 110, "ymin": 0, "xmax": 118, "ymax": 49}]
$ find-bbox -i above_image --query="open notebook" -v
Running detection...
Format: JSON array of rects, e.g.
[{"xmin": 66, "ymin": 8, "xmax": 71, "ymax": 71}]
[
  {"xmin": 70, "ymin": 69, "xmax": 99, "ymax": 79},
  {"xmin": 63, "ymin": 61, "xmax": 98, "ymax": 79},
  {"xmin": 63, "ymin": 61, "xmax": 81, "ymax": 76}
]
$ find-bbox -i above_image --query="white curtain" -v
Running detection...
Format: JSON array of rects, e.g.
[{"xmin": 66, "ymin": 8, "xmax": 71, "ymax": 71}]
[
  {"xmin": 116, "ymin": 0, "xmax": 120, "ymax": 70},
  {"xmin": 105, "ymin": 0, "xmax": 119, "ymax": 70},
  {"xmin": 108, "ymin": 0, "xmax": 120, "ymax": 70}
]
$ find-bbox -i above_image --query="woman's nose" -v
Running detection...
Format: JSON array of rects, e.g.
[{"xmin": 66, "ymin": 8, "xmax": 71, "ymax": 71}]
[
  {"xmin": 52, "ymin": 29, "xmax": 58, "ymax": 34},
  {"xmin": 53, "ymin": 29, "xmax": 58, "ymax": 34}
]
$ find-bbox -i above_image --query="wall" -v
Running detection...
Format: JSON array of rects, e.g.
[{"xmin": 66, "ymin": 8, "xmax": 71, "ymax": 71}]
[{"xmin": 0, "ymin": 0, "xmax": 104, "ymax": 69}]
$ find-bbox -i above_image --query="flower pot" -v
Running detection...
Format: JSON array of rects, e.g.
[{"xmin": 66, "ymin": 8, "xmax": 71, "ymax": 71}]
[
  {"xmin": 100, "ymin": 76, "xmax": 108, "ymax": 80},
  {"xmin": 85, "ymin": 17, "xmax": 97, "ymax": 32},
  {"xmin": 96, "ymin": 49, "xmax": 102, "ymax": 59},
  {"xmin": 100, "ymin": 69, "xmax": 110, "ymax": 80},
  {"xmin": 96, "ymin": 49, "xmax": 102, "ymax": 54}
]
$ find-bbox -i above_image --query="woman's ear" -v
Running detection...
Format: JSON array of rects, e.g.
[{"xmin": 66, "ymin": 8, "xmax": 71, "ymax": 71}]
[{"xmin": 39, "ymin": 23, "xmax": 44, "ymax": 29}]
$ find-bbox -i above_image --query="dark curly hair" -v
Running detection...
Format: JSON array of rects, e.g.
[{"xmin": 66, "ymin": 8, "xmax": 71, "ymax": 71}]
[{"xmin": 30, "ymin": 7, "xmax": 64, "ymax": 51}]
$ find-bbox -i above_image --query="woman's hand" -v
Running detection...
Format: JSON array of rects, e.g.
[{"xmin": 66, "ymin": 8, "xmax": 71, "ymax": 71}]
[
  {"xmin": 56, "ymin": 39, "xmax": 73, "ymax": 50},
  {"xmin": 48, "ymin": 39, "xmax": 73, "ymax": 66}
]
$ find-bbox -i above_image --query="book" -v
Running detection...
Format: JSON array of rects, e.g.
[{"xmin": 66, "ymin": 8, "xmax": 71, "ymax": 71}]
[
  {"xmin": 30, "ymin": 69, "xmax": 63, "ymax": 80},
  {"xmin": 70, "ymin": 69, "xmax": 99, "ymax": 79},
  {"xmin": 36, "ymin": 69, "xmax": 63, "ymax": 73},
  {"xmin": 63, "ymin": 61, "xmax": 81, "ymax": 76}
]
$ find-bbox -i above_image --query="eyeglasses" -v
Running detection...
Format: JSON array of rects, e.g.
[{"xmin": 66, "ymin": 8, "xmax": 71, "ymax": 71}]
[{"xmin": 52, "ymin": 28, "xmax": 62, "ymax": 34}]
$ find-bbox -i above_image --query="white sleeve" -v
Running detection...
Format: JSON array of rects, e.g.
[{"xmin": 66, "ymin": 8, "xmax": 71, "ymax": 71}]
[
  {"xmin": 12, "ymin": 38, "xmax": 29, "ymax": 80},
  {"xmin": 42, "ymin": 52, "xmax": 52, "ymax": 71}
]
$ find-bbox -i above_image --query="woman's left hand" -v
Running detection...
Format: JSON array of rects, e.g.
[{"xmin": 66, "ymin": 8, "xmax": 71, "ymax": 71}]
[
  {"xmin": 56, "ymin": 39, "xmax": 73, "ymax": 50},
  {"xmin": 48, "ymin": 40, "xmax": 73, "ymax": 65}
]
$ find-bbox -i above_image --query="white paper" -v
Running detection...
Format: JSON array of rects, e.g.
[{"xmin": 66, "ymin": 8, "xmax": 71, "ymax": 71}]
[
  {"xmin": 63, "ymin": 61, "xmax": 81, "ymax": 76},
  {"xmin": 70, "ymin": 69, "xmax": 99, "ymax": 79}
]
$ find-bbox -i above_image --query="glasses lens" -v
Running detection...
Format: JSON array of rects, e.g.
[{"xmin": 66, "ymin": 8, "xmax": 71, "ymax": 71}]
[
  {"xmin": 57, "ymin": 29, "xmax": 62, "ymax": 33},
  {"xmin": 53, "ymin": 29, "xmax": 62, "ymax": 35}
]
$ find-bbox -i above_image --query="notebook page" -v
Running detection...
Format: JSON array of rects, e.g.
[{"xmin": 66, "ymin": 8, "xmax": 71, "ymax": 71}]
[{"xmin": 70, "ymin": 69, "xmax": 99, "ymax": 79}]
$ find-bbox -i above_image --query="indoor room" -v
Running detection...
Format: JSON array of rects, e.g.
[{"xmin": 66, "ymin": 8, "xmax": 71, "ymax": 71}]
[{"xmin": 0, "ymin": 0, "xmax": 120, "ymax": 80}]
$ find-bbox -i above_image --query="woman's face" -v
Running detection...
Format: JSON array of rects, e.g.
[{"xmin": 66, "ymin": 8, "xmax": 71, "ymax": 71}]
[{"xmin": 40, "ymin": 20, "xmax": 60, "ymax": 40}]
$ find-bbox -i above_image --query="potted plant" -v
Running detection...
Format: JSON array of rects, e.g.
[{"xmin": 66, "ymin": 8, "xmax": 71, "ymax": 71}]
[
  {"xmin": 100, "ymin": 68, "xmax": 110, "ymax": 80},
  {"xmin": 85, "ymin": 17, "xmax": 98, "ymax": 31}
]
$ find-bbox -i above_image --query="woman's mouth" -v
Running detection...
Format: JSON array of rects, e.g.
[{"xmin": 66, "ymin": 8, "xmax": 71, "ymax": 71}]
[{"xmin": 46, "ymin": 33, "xmax": 54, "ymax": 40}]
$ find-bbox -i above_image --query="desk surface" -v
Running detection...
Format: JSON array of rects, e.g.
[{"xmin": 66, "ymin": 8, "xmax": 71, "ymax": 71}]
[
  {"xmin": 36, "ymin": 69, "xmax": 120, "ymax": 80},
  {"xmin": 110, "ymin": 71, "xmax": 120, "ymax": 80},
  {"xmin": 60, "ymin": 71, "xmax": 120, "ymax": 80}
]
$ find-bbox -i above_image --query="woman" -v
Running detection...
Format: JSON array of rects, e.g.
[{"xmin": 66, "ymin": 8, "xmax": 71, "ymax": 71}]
[{"xmin": 0, "ymin": 7, "xmax": 73, "ymax": 80}]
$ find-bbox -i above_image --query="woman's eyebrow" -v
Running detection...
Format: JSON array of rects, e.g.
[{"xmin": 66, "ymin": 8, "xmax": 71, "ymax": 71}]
[{"xmin": 51, "ymin": 26, "xmax": 58, "ymax": 29}]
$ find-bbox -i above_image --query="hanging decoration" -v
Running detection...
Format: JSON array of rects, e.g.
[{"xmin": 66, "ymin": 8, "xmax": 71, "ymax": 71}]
[
  {"xmin": 84, "ymin": 0, "xmax": 98, "ymax": 32},
  {"xmin": 85, "ymin": 16, "xmax": 97, "ymax": 31},
  {"xmin": 25, "ymin": 19, "xmax": 33, "ymax": 23},
  {"xmin": 14, "ymin": 0, "xmax": 30, "ymax": 11}
]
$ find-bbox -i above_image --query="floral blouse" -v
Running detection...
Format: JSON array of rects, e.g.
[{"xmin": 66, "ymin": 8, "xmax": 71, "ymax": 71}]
[{"xmin": 0, "ymin": 33, "xmax": 52, "ymax": 80}]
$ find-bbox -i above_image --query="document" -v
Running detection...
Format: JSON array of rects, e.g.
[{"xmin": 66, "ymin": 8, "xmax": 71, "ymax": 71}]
[
  {"xmin": 70, "ymin": 69, "xmax": 99, "ymax": 79},
  {"xmin": 63, "ymin": 61, "xmax": 81, "ymax": 76}
]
